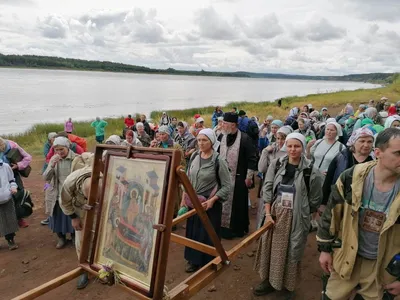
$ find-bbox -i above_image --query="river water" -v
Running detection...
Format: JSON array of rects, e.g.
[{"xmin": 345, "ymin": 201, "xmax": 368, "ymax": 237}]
[{"xmin": 0, "ymin": 68, "xmax": 380, "ymax": 135}]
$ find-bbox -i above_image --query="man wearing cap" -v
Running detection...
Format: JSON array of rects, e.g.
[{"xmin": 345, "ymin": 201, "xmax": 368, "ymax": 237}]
[
  {"xmin": 320, "ymin": 108, "xmax": 330, "ymax": 122},
  {"xmin": 219, "ymin": 112, "xmax": 258, "ymax": 239}
]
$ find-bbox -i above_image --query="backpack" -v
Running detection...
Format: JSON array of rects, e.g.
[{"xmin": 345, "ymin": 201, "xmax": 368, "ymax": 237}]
[
  {"xmin": 14, "ymin": 189, "xmax": 34, "ymax": 218},
  {"xmin": 246, "ymin": 120, "xmax": 260, "ymax": 141},
  {"xmin": 274, "ymin": 159, "xmax": 313, "ymax": 195}
]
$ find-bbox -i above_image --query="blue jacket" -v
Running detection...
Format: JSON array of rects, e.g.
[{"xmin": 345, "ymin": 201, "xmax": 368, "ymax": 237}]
[{"xmin": 212, "ymin": 111, "xmax": 224, "ymax": 128}]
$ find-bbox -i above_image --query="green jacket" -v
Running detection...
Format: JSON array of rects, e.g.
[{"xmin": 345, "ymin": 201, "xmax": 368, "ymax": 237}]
[
  {"xmin": 91, "ymin": 120, "xmax": 108, "ymax": 136},
  {"xmin": 317, "ymin": 161, "xmax": 400, "ymax": 285},
  {"xmin": 261, "ymin": 155, "xmax": 323, "ymax": 261}
]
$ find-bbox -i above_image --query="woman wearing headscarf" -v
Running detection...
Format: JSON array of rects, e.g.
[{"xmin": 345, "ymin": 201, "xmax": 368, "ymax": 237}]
[
  {"xmin": 353, "ymin": 107, "xmax": 379, "ymax": 132},
  {"xmin": 121, "ymin": 130, "xmax": 143, "ymax": 147},
  {"xmin": 43, "ymin": 132, "xmax": 57, "ymax": 173},
  {"xmin": 152, "ymin": 125, "xmax": 186, "ymax": 167},
  {"xmin": 384, "ymin": 116, "xmax": 400, "ymax": 129},
  {"xmin": 43, "ymin": 137, "xmax": 77, "ymax": 249},
  {"xmin": 211, "ymin": 106, "xmax": 224, "ymax": 128},
  {"xmin": 180, "ymin": 129, "xmax": 231, "ymax": 273},
  {"xmin": 0, "ymin": 138, "xmax": 32, "ymax": 228},
  {"xmin": 320, "ymin": 128, "xmax": 375, "ymax": 215},
  {"xmin": 266, "ymin": 120, "xmax": 284, "ymax": 145},
  {"xmin": 308, "ymin": 122, "xmax": 345, "ymax": 176},
  {"xmin": 336, "ymin": 104, "xmax": 354, "ymax": 125},
  {"xmin": 41, "ymin": 132, "xmax": 57, "ymax": 226},
  {"xmin": 253, "ymin": 133, "xmax": 323, "ymax": 298},
  {"xmin": 294, "ymin": 118, "xmax": 316, "ymax": 144},
  {"xmin": 213, "ymin": 117, "xmax": 224, "ymax": 138},
  {"xmin": 136, "ymin": 122, "xmax": 152, "ymax": 147},
  {"xmin": 0, "ymin": 161, "xmax": 19, "ymax": 250},
  {"xmin": 174, "ymin": 122, "xmax": 196, "ymax": 166}
]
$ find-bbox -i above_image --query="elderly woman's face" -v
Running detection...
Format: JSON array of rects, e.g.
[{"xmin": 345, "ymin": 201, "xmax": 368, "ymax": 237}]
[
  {"xmin": 325, "ymin": 124, "xmax": 338, "ymax": 140},
  {"xmin": 197, "ymin": 134, "xmax": 212, "ymax": 152},
  {"xmin": 286, "ymin": 139, "xmax": 303, "ymax": 159},
  {"xmin": 354, "ymin": 136, "xmax": 373, "ymax": 156},
  {"xmin": 271, "ymin": 124, "xmax": 279, "ymax": 135},
  {"xmin": 177, "ymin": 126, "xmax": 185, "ymax": 135},
  {"xmin": 159, "ymin": 132, "xmax": 169, "ymax": 142},
  {"xmin": 137, "ymin": 126, "xmax": 144, "ymax": 134},
  {"xmin": 54, "ymin": 145, "xmax": 69, "ymax": 158}
]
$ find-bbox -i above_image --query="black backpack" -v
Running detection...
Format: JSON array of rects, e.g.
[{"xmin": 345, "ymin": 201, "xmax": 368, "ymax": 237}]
[
  {"xmin": 14, "ymin": 189, "xmax": 34, "ymax": 219},
  {"xmin": 274, "ymin": 159, "xmax": 313, "ymax": 195},
  {"xmin": 246, "ymin": 120, "xmax": 260, "ymax": 141}
]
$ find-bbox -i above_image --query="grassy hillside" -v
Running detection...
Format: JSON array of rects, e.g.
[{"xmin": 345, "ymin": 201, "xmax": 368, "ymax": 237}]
[{"xmin": 3, "ymin": 78, "xmax": 400, "ymax": 157}]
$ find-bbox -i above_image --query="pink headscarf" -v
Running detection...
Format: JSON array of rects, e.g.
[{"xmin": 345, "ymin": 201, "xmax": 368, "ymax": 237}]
[{"xmin": 346, "ymin": 128, "xmax": 374, "ymax": 147}]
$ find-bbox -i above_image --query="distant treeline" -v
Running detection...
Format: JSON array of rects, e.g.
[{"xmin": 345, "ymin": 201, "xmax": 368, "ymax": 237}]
[{"xmin": 0, "ymin": 53, "xmax": 398, "ymax": 83}]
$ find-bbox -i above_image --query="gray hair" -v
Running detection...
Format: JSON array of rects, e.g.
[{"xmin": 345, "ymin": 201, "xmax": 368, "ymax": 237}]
[{"xmin": 136, "ymin": 122, "xmax": 144, "ymax": 129}]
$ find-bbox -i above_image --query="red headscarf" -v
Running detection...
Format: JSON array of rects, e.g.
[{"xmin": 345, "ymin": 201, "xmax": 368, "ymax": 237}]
[{"xmin": 388, "ymin": 106, "xmax": 397, "ymax": 116}]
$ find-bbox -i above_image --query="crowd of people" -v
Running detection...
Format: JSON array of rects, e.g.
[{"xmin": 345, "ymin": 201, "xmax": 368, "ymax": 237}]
[{"xmin": 0, "ymin": 97, "xmax": 400, "ymax": 299}]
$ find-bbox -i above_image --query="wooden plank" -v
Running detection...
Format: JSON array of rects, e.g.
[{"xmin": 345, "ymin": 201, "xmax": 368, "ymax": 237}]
[
  {"xmin": 175, "ymin": 167, "xmax": 229, "ymax": 263},
  {"xmin": 170, "ymin": 233, "xmax": 218, "ymax": 257},
  {"xmin": 12, "ymin": 267, "xmax": 83, "ymax": 300},
  {"xmin": 172, "ymin": 209, "xmax": 197, "ymax": 226},
  {"xmin": 169, "ymin": 222, "xmax": 273, "ymax": 300},
  {"xmin": 227, "ymin": 221, "xmax": 272, "ymax": 257}
]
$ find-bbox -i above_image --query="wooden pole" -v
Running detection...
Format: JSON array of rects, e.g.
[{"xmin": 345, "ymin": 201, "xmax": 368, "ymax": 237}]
[
  {"xmin": 168, "ymin": 221, "xmax": 272, "ymax": 300},
  {"xmin": 152, "ymin": 150, "xmax": 180, "ymax": 300},
  {"xmin": 170, "ymin": 234, "xmax": 218, "ymax": 257},
  {"xmin": 172, "ymin": 209, "xmax": 197, "ymax": 226},
  {"xmin": 79, "ymin": 146, "xmax": 104, "ymax": 264},
  {"xmin": 175, "ymin": 167, "xmax": 229, "ymax": 264},
  {"xmin": 12, "ymin": 267, "xmax": 83, "ymax": 300}
]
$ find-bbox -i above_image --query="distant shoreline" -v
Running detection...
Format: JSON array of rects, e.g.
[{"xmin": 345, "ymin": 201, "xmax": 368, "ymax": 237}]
[{"xmin": 0, "ymin": 53, "xmax": 397, "ymax": 84}]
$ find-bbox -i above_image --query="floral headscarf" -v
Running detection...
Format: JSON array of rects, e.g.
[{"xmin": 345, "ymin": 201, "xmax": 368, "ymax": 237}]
[{"xmin": 346, "ymin": 128, "xmax": 374, "ymax": 147}]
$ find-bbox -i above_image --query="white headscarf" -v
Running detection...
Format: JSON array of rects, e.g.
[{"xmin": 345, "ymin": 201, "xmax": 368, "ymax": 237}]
[
  {"xmin": 277, "ymin": 126, "xmax": 293, "ymax": 136},
  {"xmin": 326, "ymin": 118, "xmax": 336, "ymax": 124},
  {"xmin": 282, "ymin": 132, "xmax": 306, "ymax": 153},
  {"xmin": 326, "ymin": 122, "xmax": 343, "ymax": 138},
  {"xmin": 384, "ymin": 116, "xmax": 400, "ymax": 129},
  {"xmin": 53, "ymin": 136, "xmax": 70, "ymax": 148},
  {"xmin": 198, "ymin": 128, "xmax": 220, "ymax": 151},
  {"xmin": 105, "ymin": 135, "xmax": 122, "ymax": 145}
]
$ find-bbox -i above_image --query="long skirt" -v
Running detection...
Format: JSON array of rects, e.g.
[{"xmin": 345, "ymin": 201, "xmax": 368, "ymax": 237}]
[
  {"xmin": 184, "ymin": 201, "xmax": 222, "ymax": 267},
  {"xmin": 254, "ymin": 201, "xmax": 301, "ymax": 292},
  {"xmin": 49, "ymin": 201, "xmax": 74, "ymax": 235},
  {"xmin": 0, "ymin": 200, "xmax": 19, "ymax": 237}
]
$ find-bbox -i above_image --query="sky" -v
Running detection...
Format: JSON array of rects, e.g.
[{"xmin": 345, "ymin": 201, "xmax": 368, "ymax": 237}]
[{"xmin": 0, "ymin": 0, "xmax": 399, "ymax": 75}]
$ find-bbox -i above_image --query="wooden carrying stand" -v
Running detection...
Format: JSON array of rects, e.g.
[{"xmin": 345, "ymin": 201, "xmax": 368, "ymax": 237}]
[{"xmin": 13, "ymin": 145, "xmax": 272, "ymax": 300}]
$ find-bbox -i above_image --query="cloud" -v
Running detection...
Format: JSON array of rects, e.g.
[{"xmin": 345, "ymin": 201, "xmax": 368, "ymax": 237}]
[
  {"xmin": 194, "ymin": 7, "xmax": 237, "ymax": 40},
  {"xmin": 0, "ymin": 0, "xmax": 35, "ymax": 7},
  {"xmin": 291, "ymin": 18, "xmax": 346, "ymax": 42},
  {"xmin": 347, "ymin": 0, "xmax": 400, "ymax": 22},
  {"xmin": 271, "ymin": 36, "xmax": 300, "ymax": 50},
  {"xmin": 234, "ymin": 13, "xmax": 283, "ymax": 39},
  {"xmin": 37, "ymin": 15, "xmax": 69, "ymax": 39}
]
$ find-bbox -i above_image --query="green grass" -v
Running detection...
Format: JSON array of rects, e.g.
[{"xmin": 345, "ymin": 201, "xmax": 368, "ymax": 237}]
[
  {"xmin": 2, "ymin": 118, "xmax": 125, "ymax": 156},
  {"xmin": 3, "ymin": 78, "xmax": 400, "ymax": 157}
]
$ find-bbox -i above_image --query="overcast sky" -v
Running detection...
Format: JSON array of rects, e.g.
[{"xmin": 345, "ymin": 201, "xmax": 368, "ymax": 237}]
[{"xmin": 0, "ymin": 0, "xmax": 399, "ymax": 75}]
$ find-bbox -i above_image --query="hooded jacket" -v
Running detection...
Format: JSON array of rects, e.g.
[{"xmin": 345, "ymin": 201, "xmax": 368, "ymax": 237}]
[{"xmin": 317, "ymin": 161, "xmax": 400, "ymax": 285}]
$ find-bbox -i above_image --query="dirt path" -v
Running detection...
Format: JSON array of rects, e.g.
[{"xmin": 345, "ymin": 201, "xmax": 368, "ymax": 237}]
[{"xmin": 0, "ymin": 159, "xmax": 323, "ymax": 300}]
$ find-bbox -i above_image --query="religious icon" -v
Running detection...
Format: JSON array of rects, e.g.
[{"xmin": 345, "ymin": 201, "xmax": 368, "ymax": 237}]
[{"xmin": 95, "ymin": 155, "xmax": 168, "ymax": 292}]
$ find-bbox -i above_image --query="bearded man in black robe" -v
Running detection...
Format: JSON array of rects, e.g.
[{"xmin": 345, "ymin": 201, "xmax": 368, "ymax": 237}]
[{"xmin": 218, "ymin": 112, "xmax": 258, "ymax": 239}]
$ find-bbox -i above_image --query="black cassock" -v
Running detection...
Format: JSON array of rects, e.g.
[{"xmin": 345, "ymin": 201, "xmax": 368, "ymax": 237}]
[{"xmin": 219, "ymin": 131, "xmax": 258, "ymax": 239}]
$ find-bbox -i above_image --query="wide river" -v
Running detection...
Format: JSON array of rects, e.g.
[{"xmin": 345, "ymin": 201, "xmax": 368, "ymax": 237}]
[{"xmin": 0, "ymin": 68, "xmax": 380, "ymax": 135}]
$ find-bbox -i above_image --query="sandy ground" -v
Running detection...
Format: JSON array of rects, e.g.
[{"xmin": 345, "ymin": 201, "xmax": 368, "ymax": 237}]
[{"xmin": 0, "ymin": 158, "xmax": 324, "ymax": 300}]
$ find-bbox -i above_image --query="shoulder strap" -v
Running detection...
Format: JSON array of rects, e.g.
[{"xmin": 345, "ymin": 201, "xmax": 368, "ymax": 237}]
[
  {"xmin": 318, "ymin": 140, "xmax": 337, "ymax": 169},
  {"xmin": 187, "ymin": 150, "xmax": 199, "ymax": 175},
  {"xmin": 214, "ymin": 153, "xmax": 221, "ymax": 187},
  {"xmin": 274, "ymin": 159, "xmax": 282, "ymax": 177},
  {"xmin": 303, "ymin": 163, "xmax": 313, "ymax": 195}
]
